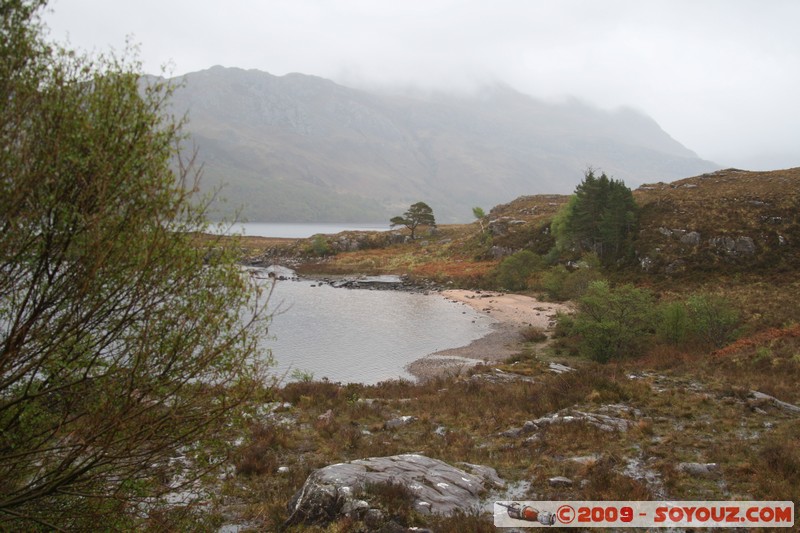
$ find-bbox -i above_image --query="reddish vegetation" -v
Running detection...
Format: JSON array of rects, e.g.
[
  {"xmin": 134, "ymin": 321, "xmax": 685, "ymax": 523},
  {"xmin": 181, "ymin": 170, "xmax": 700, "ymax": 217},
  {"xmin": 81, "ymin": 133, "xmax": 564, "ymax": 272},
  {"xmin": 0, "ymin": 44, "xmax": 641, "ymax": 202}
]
[
  {"xmin": 712, "ymin": 324, "xmax": 800, "ymax": 358},
  {"xmin": 410, "ymin": 260, "xmax": 495, "ymax": 283}
]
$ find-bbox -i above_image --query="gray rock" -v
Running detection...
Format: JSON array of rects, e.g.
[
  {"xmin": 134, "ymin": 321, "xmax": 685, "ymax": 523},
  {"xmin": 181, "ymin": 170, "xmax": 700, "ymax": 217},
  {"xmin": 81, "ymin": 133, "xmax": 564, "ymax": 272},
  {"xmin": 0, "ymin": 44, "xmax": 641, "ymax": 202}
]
[
  {"xmin": 341, "ymin": 499, "xmax": 370, "ymax": 518},
  {"xmin": 677, "ymin": 462, "xmax": 719, "ymax": 478},
  {"xmin": 568, "ymin": 454, "xmax": 601, "ymax": 465},
  {"xmin": 317, "ymin": 409, "xmax": 334, "ymax": 425},
  {"xmin": 750, "ymin": 391, "xmax": 800, "ymax": 414},
  {"xmin": 735, "ymin": 236, "xmax": 756, "ymax": 255},
  {"xmin": 384, "ymin": 415, "xmax": 418, "ymax": 429},
  {"xmin": 504, "ymin": 404, "xmax": 639, "ymax": 438},
  {"xmin": 548, "ymin": 476, "xmax": 573, "ymax": 487},
  {"xmin": 488, "ymin": 219, "xmax": 509, "ymax": 237},
  {"xmin": 624, "ymin": 457, "xmax": 667, "ymax": 499},
  {"xmin": 680, "ymin": 231, "xmax": 701, "ymax": 246},
  {"xmin": 413, "ymin": 501, "xmax": 433, "ymax": 515},
  {"xmin": 285, "ymin": 454, "xmax": 504, "ymax": 526},
  {"xmin": 548, "ymin": 362, "xmax": 574, "ymax": 374},
  {"xmin": 491, "ymin": 246, "xmax": 513, "ymax": 259},
  {"xmin": 709, "ymin": 235, "xmax": 736, "ymax": 253},
  {"xmin": 665, "ymin": 259, "xmax": 686, "ymax": 274},
  {"xmin": 469, "ymin": 369, "xmax": 535, "ymax": 385},
  {"xmin": 364, "ymin": 508, "xmax": 384, "ymax": 527},
  {"xmin": 459, "ymin": 463, "xmax": 506, "ymax": 488},
  {"xmin": 709, "ymin": 235, "xmax": 756, "ymax": 256}
]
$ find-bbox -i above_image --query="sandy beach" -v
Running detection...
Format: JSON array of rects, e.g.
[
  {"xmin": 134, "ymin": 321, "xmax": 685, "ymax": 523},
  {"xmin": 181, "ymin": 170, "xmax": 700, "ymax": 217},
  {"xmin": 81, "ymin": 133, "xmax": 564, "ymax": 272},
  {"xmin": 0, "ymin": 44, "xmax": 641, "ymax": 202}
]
[{"xmin": 406, "ymin": 290, "xmax": 571, "ymax": 381}]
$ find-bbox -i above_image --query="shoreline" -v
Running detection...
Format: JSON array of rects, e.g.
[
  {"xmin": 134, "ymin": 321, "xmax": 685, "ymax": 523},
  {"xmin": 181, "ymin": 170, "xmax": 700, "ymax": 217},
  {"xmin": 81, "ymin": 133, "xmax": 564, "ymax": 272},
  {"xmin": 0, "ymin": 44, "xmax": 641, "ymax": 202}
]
[
  {"xmin": 249, "ymin": 263, "xmax": 571, "ymax": 385},
  {"xmin": 406, "ymin": 290, "xmax": 571, "ymax": 382}
]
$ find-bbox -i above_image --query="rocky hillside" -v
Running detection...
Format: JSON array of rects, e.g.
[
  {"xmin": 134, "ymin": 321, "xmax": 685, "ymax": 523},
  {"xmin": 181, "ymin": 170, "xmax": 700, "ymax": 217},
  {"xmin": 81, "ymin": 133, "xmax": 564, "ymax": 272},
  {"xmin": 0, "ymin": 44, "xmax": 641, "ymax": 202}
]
[
  {"xmin": 169, "ymin": 67, "xmax": 718, "ymax": 223},
  {"xmin": 469, "ymin": 167, "xmax": 800, "ymax": 278},
  {"xmin": 633, "ymin": 167, "xmax": 800, "ymax": 276}
]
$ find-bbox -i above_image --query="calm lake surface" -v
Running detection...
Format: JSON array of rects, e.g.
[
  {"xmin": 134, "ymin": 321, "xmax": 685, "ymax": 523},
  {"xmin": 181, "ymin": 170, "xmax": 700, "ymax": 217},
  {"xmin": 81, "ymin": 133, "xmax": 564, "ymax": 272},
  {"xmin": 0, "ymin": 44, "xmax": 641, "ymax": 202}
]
[
  {"xmin": 258, "ymin": 276, "xmax": 495, "ymax": 384},
  {"xmin": 221, "ymin": 222, "xmax": 389, "ymax": 239}
]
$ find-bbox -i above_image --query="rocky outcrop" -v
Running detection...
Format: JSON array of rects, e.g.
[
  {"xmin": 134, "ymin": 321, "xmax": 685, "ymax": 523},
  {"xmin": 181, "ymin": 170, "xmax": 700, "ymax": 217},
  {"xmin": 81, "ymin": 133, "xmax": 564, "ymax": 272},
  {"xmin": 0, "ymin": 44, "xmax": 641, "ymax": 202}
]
[
  {"xmin": 284, "ymin": 454, "xmax": 504, "ymax": 526},
  {"xmin": 749, "ymin": 391, "xmax": 800, "ymax": 415},
  {"xmin": 499, "ymin": 403, "xmax": 640, "ymax": 438},
  {"xmin": 677, "ymin": 462, "xmax": 720, "ymax": 478},
  {"xmin": 708, "ymin": 235, "xmax": 756, "ymax": 256}
]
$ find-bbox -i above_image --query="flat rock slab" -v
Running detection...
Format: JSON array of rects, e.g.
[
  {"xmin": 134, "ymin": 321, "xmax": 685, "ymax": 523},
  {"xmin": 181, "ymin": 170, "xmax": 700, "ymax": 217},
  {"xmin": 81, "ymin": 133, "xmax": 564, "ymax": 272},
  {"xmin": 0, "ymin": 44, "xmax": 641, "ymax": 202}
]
[
  {"xmin": 750, "ymin": 391, "xmax": 800, "ymax": 415},
  {"xmin": 500, "ymin": 403, "xmax": 640, "ymax": 437},
  {"xmin": 677, "ymin": 462, "xmax": 720, "ymax": 478},
  {"xmin": 285, "ymin": 454, "xmax": 504, "ymax": 526}
]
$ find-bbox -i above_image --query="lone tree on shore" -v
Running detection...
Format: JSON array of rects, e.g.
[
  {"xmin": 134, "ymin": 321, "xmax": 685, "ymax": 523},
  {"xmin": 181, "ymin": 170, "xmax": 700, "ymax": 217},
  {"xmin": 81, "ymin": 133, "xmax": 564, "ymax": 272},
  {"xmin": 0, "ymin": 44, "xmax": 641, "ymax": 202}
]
[
  {"xmin": 390, "ymin": 201, "xmax": 436, "ymax": 239},
  {"xmin": 0, "ymin": 2, "xmax": 270, "ymax": 529}
]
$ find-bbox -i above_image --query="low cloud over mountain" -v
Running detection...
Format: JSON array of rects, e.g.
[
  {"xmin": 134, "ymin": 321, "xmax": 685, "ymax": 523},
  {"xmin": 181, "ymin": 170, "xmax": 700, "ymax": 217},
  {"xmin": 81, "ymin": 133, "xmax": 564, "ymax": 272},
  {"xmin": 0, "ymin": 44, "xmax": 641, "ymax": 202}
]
[{"xmin": 170, "ymin": 67, "xmax": 718, "ymax": 222}]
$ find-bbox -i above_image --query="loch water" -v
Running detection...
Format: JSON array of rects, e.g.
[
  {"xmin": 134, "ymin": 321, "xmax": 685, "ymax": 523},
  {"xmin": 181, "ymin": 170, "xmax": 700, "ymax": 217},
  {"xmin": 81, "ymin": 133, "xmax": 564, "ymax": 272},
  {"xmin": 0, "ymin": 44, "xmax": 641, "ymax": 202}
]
[
  {"xmin": 260, "ymin": 277, "xmax": 495, "ymax": 385},
  {"xmin": 217, "ymin": 222, "xmax": 390, "ymax": 239}
]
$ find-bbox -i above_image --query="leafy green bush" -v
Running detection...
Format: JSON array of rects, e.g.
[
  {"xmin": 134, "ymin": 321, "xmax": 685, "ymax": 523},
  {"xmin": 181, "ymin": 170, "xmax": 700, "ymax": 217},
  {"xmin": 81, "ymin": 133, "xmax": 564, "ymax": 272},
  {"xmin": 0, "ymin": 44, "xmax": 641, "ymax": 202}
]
[
  {"xmin": 553, "ymin": 312, "xmax": 575, "ymax": 338},
  {"xmin": 657, "ymin": 300, "xmax": 691, "ymax": 345},
  {"xmin": 306, "ymin": 234, "xmax": 332, "ymax": 257},
  {"xmin": 657, "ymin": 293, "xmax": 739, "ymax": 348},
  {"xmin": 540, "ymin": 265, "xmax": 569, "ymax": 299},
  {"xmin": 572, "ymin": 281, "xmax": 657, "ymax": 362},
  {"xmin": 540, "ymin": 263, "xmax": 604, "ymax": 301},
  {"xmin": 686, "ymin": 293, "xmax": 740, "ymax": 348},
  {"xmin": 494, "ymin": 250, "xmax": 543, "ymax": 290}
]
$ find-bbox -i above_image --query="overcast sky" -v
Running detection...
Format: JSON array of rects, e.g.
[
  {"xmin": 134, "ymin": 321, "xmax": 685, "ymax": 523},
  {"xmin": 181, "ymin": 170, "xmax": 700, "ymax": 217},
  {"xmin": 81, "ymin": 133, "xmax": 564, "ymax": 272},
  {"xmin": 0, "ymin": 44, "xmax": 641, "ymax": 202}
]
[{"xmin": 44, "ymin": 0, "xmax": 800, "ymax": 170}]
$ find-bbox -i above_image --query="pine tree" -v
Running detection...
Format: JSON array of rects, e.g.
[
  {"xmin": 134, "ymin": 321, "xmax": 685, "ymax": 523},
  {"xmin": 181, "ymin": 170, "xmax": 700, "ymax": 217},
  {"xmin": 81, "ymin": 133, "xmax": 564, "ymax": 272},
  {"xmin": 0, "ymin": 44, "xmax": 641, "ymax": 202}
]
[
  {"xmin": 390, "ymin": 201, "xmax": 436, "ymax": 239},
  {"xmin": 554, "ymin": 169, "xmax": 638, "ymax": 264}
]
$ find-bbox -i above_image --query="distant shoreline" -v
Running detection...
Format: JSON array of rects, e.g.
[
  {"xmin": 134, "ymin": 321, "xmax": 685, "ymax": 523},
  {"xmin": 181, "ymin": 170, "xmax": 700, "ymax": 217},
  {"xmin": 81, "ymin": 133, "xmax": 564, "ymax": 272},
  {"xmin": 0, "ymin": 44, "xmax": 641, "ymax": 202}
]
[
  {"xmin": 406, "ymin": 290, "xmax": 571, "ymax": 382},
  {"xmin": 206, "ymin": 222, "xmax": 391, "ymax": 239}
]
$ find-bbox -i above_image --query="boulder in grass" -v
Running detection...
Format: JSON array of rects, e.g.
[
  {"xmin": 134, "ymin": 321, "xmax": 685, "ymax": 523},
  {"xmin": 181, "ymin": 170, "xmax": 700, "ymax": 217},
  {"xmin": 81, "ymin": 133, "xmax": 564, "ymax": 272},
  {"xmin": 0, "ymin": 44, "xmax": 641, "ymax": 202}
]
[{"xmin": 284, "ymin": 454, "xmax": 504, "ymax": 526}]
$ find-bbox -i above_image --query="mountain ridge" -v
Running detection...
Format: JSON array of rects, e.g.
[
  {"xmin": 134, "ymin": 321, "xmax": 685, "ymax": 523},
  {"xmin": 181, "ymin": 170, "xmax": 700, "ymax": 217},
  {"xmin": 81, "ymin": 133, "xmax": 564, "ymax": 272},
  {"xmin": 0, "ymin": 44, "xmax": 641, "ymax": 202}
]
[{"xmin": 168, "ymin": 67, "xmax": 719, "ymax": 222}]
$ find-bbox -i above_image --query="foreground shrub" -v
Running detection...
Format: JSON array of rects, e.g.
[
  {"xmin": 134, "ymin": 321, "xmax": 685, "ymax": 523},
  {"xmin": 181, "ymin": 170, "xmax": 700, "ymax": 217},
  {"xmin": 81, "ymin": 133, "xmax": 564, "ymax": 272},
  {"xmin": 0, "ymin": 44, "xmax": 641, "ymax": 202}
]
[
  {"xmin": 687, "ymin": 293, "xmax": 740, "ymax": 348},
  {"xmin": 1, "ymin": 4, "xmax": 270, "ymax": 527},
  {"xmin": 657, "ymin": 300, "xmax": 691, "ymax": 345},
  {"xmin": 494, "ymin": 250, "xmax": 544, "ymax": 290},
  {"xmin": 657, "ymin": 293, "xmax": 740, "ymax": 348},
  {"xmin": 539, "ymin": 263, "xmax": 604, "ymax": 301},
  {"xmin": 571, "ymin": 281, "xmax": 657, "ymax": 362}
]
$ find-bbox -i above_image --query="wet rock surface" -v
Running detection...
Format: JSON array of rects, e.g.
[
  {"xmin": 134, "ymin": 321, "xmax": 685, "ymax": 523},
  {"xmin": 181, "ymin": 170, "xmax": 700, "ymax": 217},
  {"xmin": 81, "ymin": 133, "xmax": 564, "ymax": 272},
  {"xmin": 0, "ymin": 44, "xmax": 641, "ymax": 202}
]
[
  {"xmin": 677, "ymin": 462, "xmax": 720, "ymax": 478},
  {"xmin": 749, "ymin": 390, "xmax": 800, "ymax": 414},
  {"xmin": 285, "ymin": 454, "xmax": 504, "ymax": 526},
  {"xmin": 499, "ymin": 403, "xmax": 640, "ymax": 438}
]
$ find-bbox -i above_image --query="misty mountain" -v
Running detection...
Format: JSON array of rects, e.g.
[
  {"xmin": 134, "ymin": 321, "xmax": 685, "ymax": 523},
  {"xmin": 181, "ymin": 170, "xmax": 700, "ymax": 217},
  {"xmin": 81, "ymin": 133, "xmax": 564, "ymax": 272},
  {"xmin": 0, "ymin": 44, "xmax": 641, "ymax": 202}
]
[{"xmin": 170, "ymin": 66, "xmax": 718, "ymax": 223}]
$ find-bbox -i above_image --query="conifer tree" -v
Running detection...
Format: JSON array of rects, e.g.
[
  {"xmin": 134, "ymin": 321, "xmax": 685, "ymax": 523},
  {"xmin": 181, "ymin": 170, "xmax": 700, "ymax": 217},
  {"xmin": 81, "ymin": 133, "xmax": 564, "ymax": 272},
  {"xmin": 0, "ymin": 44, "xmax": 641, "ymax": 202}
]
[
  {"xmin": 390, "ymin": 201, "xmax": 436, "ymax": 239},
  {"xmin": 553, "ymin": 169, "xmax": 638, "ymax": 264}
]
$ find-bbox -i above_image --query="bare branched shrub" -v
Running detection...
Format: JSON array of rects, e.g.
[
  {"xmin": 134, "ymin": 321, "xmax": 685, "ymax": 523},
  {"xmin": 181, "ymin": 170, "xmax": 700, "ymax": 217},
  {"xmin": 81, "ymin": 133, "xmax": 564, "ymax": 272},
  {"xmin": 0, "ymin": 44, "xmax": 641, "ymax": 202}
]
[{"xmin": 1, "ymin": 2, "xmax": 270, "ymax": 528}]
